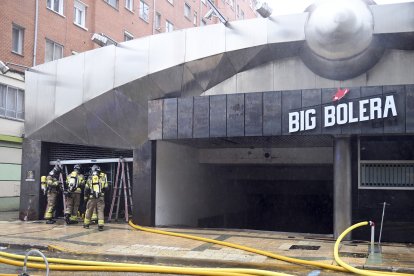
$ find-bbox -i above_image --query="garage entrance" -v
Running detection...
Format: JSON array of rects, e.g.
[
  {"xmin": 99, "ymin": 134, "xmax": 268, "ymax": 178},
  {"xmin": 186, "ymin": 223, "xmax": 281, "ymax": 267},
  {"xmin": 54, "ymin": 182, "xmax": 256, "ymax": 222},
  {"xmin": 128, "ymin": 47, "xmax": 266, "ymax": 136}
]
[{"xmin": 155, "ymin": 136, "xmax": 334, "ymax": 234}]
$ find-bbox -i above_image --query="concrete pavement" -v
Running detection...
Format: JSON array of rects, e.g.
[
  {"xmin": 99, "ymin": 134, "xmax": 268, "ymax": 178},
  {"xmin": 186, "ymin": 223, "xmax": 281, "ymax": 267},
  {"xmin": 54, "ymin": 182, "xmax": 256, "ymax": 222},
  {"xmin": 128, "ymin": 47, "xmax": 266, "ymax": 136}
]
[{"xmin": 0, "ymin": 211, "xmax": 413, "ymax": 275}]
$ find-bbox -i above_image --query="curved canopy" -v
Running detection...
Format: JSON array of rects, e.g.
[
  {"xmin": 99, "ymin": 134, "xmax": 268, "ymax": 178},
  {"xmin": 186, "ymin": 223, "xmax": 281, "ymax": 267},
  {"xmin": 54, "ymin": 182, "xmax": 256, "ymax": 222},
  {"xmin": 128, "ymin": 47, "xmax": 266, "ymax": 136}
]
[{"xmin": 24, "ymin": 2, "xmax": 414, "ymax": 149}]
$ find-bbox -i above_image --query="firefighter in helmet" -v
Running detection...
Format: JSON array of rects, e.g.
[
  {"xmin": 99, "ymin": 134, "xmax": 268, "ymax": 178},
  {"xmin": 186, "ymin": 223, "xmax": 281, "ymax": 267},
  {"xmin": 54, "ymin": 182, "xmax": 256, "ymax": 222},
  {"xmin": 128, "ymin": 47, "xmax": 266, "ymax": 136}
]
[
  {"xmin": 41, "ymin": 166, "xmax": 62, "ymax": 224},
  {"xmin": 84, "ymin": 165, "xmax": 108, "ymax": 231},
  {"xmin": 64, "ymin": 164, "xmax": 85, "ymax": 225}
]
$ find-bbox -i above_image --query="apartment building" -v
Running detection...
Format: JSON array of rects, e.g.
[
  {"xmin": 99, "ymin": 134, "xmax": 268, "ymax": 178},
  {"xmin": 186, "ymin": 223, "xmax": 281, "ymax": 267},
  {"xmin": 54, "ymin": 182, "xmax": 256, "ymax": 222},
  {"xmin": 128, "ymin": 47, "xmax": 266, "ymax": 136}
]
[{"xmin": 0, "ymin": 0, "xmax": 258, "ymax": 211}]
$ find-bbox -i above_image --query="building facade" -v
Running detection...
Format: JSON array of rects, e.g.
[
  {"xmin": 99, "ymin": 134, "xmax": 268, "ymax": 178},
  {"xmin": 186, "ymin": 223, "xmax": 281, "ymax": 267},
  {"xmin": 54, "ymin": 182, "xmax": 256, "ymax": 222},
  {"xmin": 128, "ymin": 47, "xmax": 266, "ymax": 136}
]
[
  {"xmin": 0, "ymin": 0, "xmax": 257, "ymax": 211},
  {"xmin": 20, "ymin": 0, "xmax": 414, "ymax": 243}
]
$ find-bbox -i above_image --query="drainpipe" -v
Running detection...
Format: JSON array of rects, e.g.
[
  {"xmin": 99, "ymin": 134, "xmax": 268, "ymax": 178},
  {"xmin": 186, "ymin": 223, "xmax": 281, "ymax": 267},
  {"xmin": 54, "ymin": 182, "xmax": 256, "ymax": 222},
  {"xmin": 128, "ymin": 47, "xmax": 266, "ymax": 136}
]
[
  {"xmin": 153, "ymin": 0, "xmax": 156, "ymax": 34},
  {"xmin": 33, "ymin": 0, "xmax": 39, "ymax": 66}
]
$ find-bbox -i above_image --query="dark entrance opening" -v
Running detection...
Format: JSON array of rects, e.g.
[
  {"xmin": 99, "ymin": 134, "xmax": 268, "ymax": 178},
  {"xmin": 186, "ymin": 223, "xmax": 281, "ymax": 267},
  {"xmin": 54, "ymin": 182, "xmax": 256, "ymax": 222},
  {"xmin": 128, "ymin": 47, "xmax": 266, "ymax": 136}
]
[
  {"xmin": 198, "ymin": 165, "xmax": 333, "ymax": 234},
  {"xmin": 156, "ymin": 136, "xmax": 334, "ymax": 235}
]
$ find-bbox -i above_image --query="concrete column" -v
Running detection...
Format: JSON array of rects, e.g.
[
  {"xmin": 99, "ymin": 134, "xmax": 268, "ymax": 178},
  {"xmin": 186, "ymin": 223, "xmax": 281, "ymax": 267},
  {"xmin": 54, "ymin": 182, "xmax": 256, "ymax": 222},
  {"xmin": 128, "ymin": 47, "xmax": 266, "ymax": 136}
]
[
  {"xmin": 19, "ymin": 139, "xmax": 49, "ymax": 221},
  {"xmin": 333, "ymin": 136, "xmax": 352, "ymax": 238},
  {"xmin": 132, "ymin": 140, "xmax": 156, "ymax": 226}
]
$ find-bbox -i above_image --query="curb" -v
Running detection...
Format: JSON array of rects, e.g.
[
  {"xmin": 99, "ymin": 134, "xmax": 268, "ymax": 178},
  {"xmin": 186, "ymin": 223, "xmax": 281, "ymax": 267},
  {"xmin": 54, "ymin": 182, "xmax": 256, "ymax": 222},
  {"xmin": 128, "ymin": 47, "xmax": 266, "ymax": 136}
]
[
  {"xmin": 362, "ymin": 265, "xmax": 414, "ymax": 274},
  {"xmin": 2, "ymin": 241, "xmax": 413, "ymax": 274}
]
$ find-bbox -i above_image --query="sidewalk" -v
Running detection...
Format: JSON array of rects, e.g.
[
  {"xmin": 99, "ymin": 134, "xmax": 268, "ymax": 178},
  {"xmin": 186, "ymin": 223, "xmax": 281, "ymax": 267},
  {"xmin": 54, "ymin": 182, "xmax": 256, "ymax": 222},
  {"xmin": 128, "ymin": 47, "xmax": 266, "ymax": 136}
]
[{"xmin": 0, "ymin": 212, "xmax": 413, "ymax": 275}]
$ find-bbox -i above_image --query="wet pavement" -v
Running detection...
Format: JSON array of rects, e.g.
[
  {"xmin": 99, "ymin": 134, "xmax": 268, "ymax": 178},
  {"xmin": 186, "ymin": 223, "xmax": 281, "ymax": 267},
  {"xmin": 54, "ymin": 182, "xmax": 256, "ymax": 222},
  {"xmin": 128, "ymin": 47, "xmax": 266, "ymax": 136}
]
[{"xmin": 0, "ymin": 211, "xmax": 413, "ymax": 275}]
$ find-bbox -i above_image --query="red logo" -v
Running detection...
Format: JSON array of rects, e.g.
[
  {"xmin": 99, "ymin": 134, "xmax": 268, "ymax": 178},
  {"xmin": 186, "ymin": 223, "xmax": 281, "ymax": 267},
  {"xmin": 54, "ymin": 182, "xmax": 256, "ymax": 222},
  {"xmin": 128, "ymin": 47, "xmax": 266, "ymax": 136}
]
[{"xmin": 333, "ymin": 88, "xmax": 349, "ymax": 102}]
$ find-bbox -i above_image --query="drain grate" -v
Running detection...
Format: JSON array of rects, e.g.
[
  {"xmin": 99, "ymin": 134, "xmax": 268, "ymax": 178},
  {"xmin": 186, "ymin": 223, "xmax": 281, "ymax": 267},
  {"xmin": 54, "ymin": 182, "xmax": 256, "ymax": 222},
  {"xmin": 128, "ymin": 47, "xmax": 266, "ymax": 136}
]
[
  {"xmin": 289, "ymin": 245, "xmax": 320, "ymax": 250},
  {"xmin": 340, "ymin": 252, "xmax": 368, "ymax": 258}
]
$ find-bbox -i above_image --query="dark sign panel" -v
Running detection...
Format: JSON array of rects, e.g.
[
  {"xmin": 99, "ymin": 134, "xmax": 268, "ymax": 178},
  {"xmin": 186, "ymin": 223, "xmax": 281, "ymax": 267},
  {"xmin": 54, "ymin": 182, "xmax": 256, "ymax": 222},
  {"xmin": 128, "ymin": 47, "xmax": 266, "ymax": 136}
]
[
  {"xmin": 178, "ymin": 98, "xmax": 193, "ymax": 139},
  {"xmin": 227, "ymin": 94, "xmax": 245, "ymax": 137},
  {"xmin": 193, "ymin": 96, "xmax": 209, "ymax": 138},
  {"xmin": 210, "ymin": 95, "xmax": 227, "ymax": 137},
  {"xmin": 148, "ymin": 85, "xmax": 410, "ymax": 140},
  {"xmin": 263, "ymin": 91, "xmax": 282, "ymax": 136},
  {"xmin": 245, "ymin": 93, "xmax": 263, "ymax": 136},
  {"xmin": 163, "ymin": 98, "xmax": 178, "ymax": 139}
]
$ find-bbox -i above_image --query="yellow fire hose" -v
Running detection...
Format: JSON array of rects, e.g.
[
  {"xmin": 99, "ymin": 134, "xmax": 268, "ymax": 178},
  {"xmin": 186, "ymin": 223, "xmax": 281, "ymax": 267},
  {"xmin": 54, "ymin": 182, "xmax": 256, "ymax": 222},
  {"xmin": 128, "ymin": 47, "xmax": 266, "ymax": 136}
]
[
  {"xmin": 129, "ymin": 221, "xmax": 414, "ymax": 276},
  {"xmin": 1, "ymin": 220, "xmax": 413, "ymax": 276},
  {"xmin": 0, "ymin": 247, "xmax": 292, "ymax": 276},
  {"xmin": 129, "ymin": 220, "xmax": 347, "ymax": 272},
  {"xmin": 333, "ymin": 221, "xmax": 413, "ymax": 276}
]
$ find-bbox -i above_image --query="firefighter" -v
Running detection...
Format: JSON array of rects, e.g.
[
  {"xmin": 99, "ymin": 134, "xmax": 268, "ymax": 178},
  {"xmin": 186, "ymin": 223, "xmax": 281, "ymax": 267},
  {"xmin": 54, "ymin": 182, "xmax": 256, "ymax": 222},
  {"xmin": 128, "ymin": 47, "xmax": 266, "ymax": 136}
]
[
  {"xmin": 84, "ymin": 165, "xmax": 108, "ymax": 231},
  {"xmin": 42, "ymin": 166, "xmax": 61, "ymax": 224},
  {"xmin": 64, "ymin": 164, "xmax": 85, "ymax": 225}
]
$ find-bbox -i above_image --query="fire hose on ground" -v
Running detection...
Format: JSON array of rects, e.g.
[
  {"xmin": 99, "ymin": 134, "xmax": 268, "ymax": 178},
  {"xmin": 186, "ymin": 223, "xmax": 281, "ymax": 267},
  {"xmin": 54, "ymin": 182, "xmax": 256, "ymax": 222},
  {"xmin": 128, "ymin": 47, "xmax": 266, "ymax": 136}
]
[
  {"xmin": 0, "ymin": 221, "xmax": 412, "ymax": 276},
  {"xmin": 128, "ymin": 221, "xmax": 413, "ymax": 276}
]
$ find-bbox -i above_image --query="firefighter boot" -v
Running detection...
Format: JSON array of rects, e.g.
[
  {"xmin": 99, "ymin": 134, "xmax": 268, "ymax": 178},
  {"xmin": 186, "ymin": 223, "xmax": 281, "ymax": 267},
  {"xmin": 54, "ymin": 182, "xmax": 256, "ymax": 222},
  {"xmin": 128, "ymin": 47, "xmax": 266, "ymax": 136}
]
[
  {"xmin": 46, "ymin": 219, "xmax": 56, "ymax": 224},
  {"xmin": 83, "ymin": 224, "xmax": 89, "ymax": 229},
  {"xmin": 64, "ymin": 213, "xmax": 71, "ymax": 225},
  {"xmin": 91, "ymin": 211, "xmax": 98, "ymax": 224},
  {"xmin": 98, "ymin": 225, "xmax": 104, "ymax": 231},
  {"xmin": 69, "ymin": 216, "xmax": 79, "ymax": 224}
]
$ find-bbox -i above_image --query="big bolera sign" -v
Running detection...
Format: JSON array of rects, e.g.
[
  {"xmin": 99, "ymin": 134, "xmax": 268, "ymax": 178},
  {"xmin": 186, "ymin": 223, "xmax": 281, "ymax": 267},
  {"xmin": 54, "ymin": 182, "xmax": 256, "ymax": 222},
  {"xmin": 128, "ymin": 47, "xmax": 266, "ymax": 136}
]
[{"xmin": 288, "ymin": 91, "xmax": 398, "ymax": 133}]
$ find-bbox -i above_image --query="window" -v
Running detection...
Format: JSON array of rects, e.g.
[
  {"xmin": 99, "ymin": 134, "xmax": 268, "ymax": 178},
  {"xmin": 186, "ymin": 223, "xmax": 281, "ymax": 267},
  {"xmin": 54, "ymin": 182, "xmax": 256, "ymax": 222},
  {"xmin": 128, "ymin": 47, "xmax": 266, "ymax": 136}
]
[
  {"xmin": 165, "ymin": 20, "xmax": 174, "ymax": 32},
  {"xmin": 124, "ymin": 31, "xmax": 134, "ymax": 41},
  {"xmin": 104, "ymin": 0, "xmax": 118, "ymax": 9},
  {"xmin": 167, "ymin": 0, "xmax": 173, "ymax": 4},
  {"xmin": 240, "ymin": 9, "xmax": 244, "ymax": 20},
  {"xmin": 184, "ymin": 3, "xmax": 191, "ymax": 18},
  {"xmin": 193, "ymin": 11, "xmax": 197, "ymax": 25},
  {"xmin": 125, "ymin": 0, "xmax": 133, "ymax": 11},
  {"xmin": 155, "ymin": 13, "xmax": 161, "ymax": 30},
  {"xmin": 45, "ymin": 39, "xmax": 63, "ymax": 62},
  {"xmin": 47, "ymin": 0, "xmax": 64, "ymax": 14},
  {"xmin": 12, "ymin": 24, "xmax": 24, "ymax": 55},
  {"xmin": 139, "ymin": 1, "xmax": 149, "ymax": 22},
  {"xmin": 74, "ymin": 1, "xmax": 86, "ymax": 27},
  {"xmin": 0, "ymin": 84, "xmax": 24, "ymax": 120}
]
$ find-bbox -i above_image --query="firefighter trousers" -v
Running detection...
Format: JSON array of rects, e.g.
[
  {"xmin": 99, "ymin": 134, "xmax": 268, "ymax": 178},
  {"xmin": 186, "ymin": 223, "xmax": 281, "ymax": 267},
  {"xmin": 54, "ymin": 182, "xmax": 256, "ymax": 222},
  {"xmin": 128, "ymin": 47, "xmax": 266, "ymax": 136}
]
[
  {"xmin": 84, "ymin": 196, "xmax": 105, "ymax": 226},
  {"xmin": 44, "ymin": 191, "xmax": 57, "ymax": 220},
  {"xmin": 65, "ymin": 192, "xmax": 81, "ymax": 221}
]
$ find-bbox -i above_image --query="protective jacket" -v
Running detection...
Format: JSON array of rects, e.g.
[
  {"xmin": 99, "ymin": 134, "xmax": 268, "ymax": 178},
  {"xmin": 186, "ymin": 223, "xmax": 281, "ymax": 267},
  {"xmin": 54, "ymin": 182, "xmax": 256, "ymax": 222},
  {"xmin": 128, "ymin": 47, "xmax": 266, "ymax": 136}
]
[
  {"xmin": 84, "ymin": 170, "xmax": 108, "ymax": 229},
  {"xmin": 44, "ymin": 175, "xmax": 59, "ymax": 193},
  {"xmin": 42, "ymin": 175, "xmax": 60, "ymax": 221},
  {"xmin": 66, "ymin": 170, "xmax": 85, "ymax": 193},
  {"xmin": 85, "ymin": 171, "xmax": 108, "ymax": 199}
]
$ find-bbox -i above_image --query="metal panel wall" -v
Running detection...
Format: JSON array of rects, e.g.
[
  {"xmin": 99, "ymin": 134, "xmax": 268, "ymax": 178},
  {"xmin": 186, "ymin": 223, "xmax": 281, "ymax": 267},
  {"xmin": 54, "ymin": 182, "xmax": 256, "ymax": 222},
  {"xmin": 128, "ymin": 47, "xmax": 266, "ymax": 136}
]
[
  {"xmin": 360, "ymin": 86, "xmax": 384, "ymax": 134},
  {"xmin": 227, "ymin": 94, "xmax": 245, "ymax": 137},
  {"xmin": 163, "ymin": 99, "xmax": 178, "ymax": 139},
  {"xmin": 178, "ymin": 98, "xmax": 193, "ymax": 139},
  {"xmin": 302, "ymin": 89, "xmax": 322, "ymax": 135},
  {"xmin": 321, "ymin": 88, "xmax": 341, "ymax": 135},
  {"xmin": 193, "ymin": 97, "xmax": 209, "ymax": 138},
  {"xmin": 209, "ymin": 95, "xmax": 227, "ymax": 137},
  {"xmin": 341, "ymin": 87, "xmax": 361, "ymax": 135},
  {"xmin": 151, "ymin": 85, "xmax": 410, "ymax": 140},
  {"xmin": 282, "ymin": 90, "xmax": 301, "ymax": 135},
  {"xmin": 245, "ymin": 93, "xmax": 263, "ymax": 136},
  {"xmin": 263, "ymin": 91, "xmax": 282, "ymax": 136},
  {"xmin": 406, "ymin": 85, "xmax": 414, "ymax": 133},
  {"xmin": 383, "ymin": 85, "xmax": 405, "ymax": 133},
  {"xmin": 148, "ymin": 100, "xmax": 163, "ymax": 140}
]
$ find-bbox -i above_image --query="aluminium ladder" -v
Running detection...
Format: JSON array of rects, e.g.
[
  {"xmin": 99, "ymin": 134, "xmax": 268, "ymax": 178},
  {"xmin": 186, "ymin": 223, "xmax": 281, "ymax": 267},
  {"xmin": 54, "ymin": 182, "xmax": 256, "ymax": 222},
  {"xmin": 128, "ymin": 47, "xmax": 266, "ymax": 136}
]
[{"xmin": 108, "ymin": 158, "xmax": 133, "ymax": 222}]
